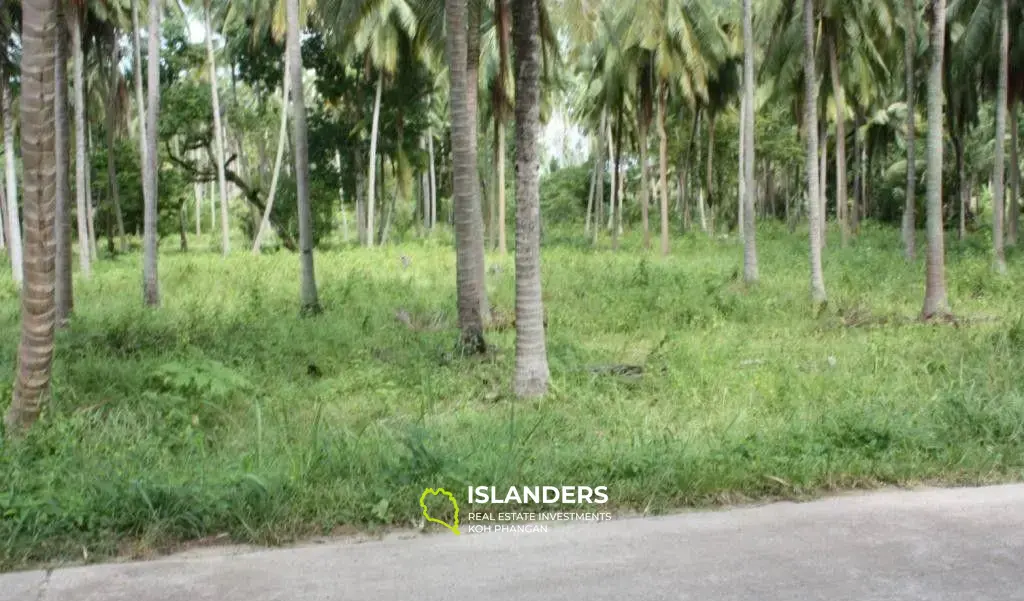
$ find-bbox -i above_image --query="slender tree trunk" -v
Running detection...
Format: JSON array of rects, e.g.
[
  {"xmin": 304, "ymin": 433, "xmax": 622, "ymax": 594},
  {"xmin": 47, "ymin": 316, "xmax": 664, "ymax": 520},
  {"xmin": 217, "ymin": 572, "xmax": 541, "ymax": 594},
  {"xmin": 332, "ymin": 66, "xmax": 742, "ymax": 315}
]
[
  {"xmin": 593, "ymin": 115, "xmax": 606, "ymax": 244},
  {"xmin": 366, "ymin": 72, "xmax": 383, "ymax": 247},
  {"xmin": 428, "ymin": 127, "xmax": 437, "ymax": 229},
  {"xmin": 638, "ymin": 108, "xmax": 651, "ymax": 249},
  {"xmin": 606, "ymin": 122, "xmax": 615, "ymax": 231},
  {"xmin": 827, "ymin": 35, "xmax": 849, "ymax": 247},
  {"xmin": 496, "ymin": 111, "xmax": 508, "ymax": 254},
  {"xmin": 106, "ymin": 41, "xmax": 126, "ymax": 254},
  {"xmin": 286, "ymin": 0, "xmax": 321, "ymax": 313},
  {"xmin": 7, "ymin": 0, "xmax": 58, "ymax": 434},
  {"xmin": 142, "ymin": 0, "xmax": 161, "ymax": 307},
  {"xmin": 738, "ymin": 92, "xmax": 746, "ymax": 235},
  {"xmin": 992, "ymin": 0, "xmax": 1009, "ymax": 273},
  {"xmin": 611, "ymin": 113, "xmax": 622, "ymax": 251},
  {"xmin": 803, "ymin": 0, "xmax": 826, "ymax": 306},
  {"xmin": 195, "ymin": 178, "xmax": 202, "ymax": 235},
  {"xmin": 958, "ymin": 136, "xmax": 967, "ymax": 240},
  {"xmin": 902, "ymin": 0, "xmax": 917, "ymax": 259},
  {"xmin": 54, "ymin": 9, "xmax": 72, "ymax": 320},
  {"xmin": 86, "ymin": 120, "xmax": 97, "ymax": 261},
  {"xmin": 253, "ymin": 57, "xmax": 290, "ymax": 254},
  {"xmin": 71, "ymin": 5, "xmax": 90, "ymax": 277},
  {"xmin": 696, "ymin": 111, "xmax": 707, "ymax": 233},
  {"xmin": 657, "ymin": 80, "xmax": 671, "ymax": 256},
  {"xmin": 742, "ymin": 0, "xmax": 758, "ymax": 282},
  {"xmin": 204, "ymin": 0, "xmax": 230, "ymax": 256},
  {"xmin": 446, "ymin": 0, "xmax": 487, "ymax": 351},
  {"xmin": 585, "ymin": 131, "xmax": 597, "ymax": 236},
  {"xmin": 2, "ymin": 74, "xmax": 23, "ymax": 288},
  {"xmin": 1009, "ymin": 102, "xmax": 1020, "ymax": 245},
  {"xmin": 466, "ymin": 0, "xmax": 490, "ymax": 322},
  {"xmin": 921, "ymin": 0, "xmax": 949, "ymax": 317},
  {"xmin": 705, "ymin": 113, "xmax": 716, "ymax": 235},
  {"xmin": 820, "ymin": 123, "xmax": 828, "ymax": 247},
  {"xmin": 511, "ymin": 0, "xmax": 548, "ymax": 397}
]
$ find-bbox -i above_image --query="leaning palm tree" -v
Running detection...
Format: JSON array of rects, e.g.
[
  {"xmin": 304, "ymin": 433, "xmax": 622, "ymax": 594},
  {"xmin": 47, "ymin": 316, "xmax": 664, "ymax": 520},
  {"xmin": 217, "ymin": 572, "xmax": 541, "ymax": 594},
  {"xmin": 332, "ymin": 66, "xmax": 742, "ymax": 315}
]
[
  {"xmin": 286, "ymin": 0, "xmax": 321, "ymax": 314},
  {"xmin": 6, "ymin": 0, "xmax": 58, "ymax": 434},
  {"xmin": 447, "ymin": 0, "xmax": 487, "ymax": 353},
  {"xmin": 512, "ymin": 0, "xmax": 548, "ymax": 397},
  {"xmin": 921, "ymin": 0, "xmax": 950, "ymax": 318}
]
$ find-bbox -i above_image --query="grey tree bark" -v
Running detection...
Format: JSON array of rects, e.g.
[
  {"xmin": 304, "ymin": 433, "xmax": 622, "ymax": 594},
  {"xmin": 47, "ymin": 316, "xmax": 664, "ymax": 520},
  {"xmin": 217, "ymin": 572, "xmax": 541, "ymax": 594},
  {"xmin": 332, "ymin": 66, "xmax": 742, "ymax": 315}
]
[
  {"xmin": 827, "ymin": 35, "xmax": 849, "ymax": 247},
  {"xmin": 803, "ymin": 0, "xmax": 826, "ymax": 306},
  {"xmin": 205, "ymin": 0, "xmax": 230, "ymax": 256},
  {"xmin": 512, "ymin": 0, "xmax": 549, "ymax": 397},
  {"xmin": 143, "ymin": 0, "xmax": 161, "ymax": 307},
  {"xmin": 921, "ymin": 0, "xmax": 950, "ymax": 318},
  {"xmin": 286, "ymin": 0, "xmax": 321, "ymax": 314},
  {"xmin": 366, "ymin": 72, "xmax": 382, "ymax": 247},
  {"xmin": 253, "ymin": 57, "xmax": 290, "ymax": 254},
  {"xmin": 2, "ymin": 72, "xmax": 23, "ymax": 288},
  {"xmin": 71, "ymin": 4, "xmax": 90, "ymax": 277},
  {"xmin": 742, "ymin": 0, "xmax": 758, "ymax": 282},
  {"xmin": 992, "ymin": 0, "xmax": 1008, "ymax": 273}
]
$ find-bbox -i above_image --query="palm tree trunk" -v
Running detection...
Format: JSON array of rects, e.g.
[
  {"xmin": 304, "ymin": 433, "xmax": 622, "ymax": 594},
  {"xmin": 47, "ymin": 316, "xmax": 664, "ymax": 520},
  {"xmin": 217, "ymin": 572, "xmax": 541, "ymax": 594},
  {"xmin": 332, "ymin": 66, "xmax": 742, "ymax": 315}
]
[
  {"xmin": 511, "ymin": 0, "xmax": 549, "ymax": 397},
  {"xmin": 820, "ymin": 123, "xmax": 828, "ymax": 247},
  {"xmin": 71, "ymin": 5, "xmax": 90, "ymax": 277},
  {"xmin": 827, "ymin": 34, "xmax": 849, "ymax": 247},
  {"xmin": 1008, "ymin": 102, "xmax": 1020, "ymax": 245},
  {"xmin": 205, "ymin": 0, "xmax": 230, "ymax": 257},
  {"xmin": 86, "ymin": 120, "xmax": 98, "ymax": 261},
  {"xmin": 803, "ymin": 0, "xmax": 826, "ymax": 306},
  {"xmin": 958, "ymin": 135, "xmax": 967, "ymax": 240},
  {"xmin": 253, "ymin": 57, "xmax": 290, "ymax": 254},
  {"xmin": 696, "ymin": 111, "xmax": 707, "ymax": 233},
  {"xmin": 286, "ymin": 0, "xmax": 321, "ymax": 314},
  {"xmin": 466, "ymin": 0, "xmax": 490, "ymax": 323},
  {"xmin": 611, "ymin": 112, "xmax": 622, "ymax": 251},
  {"xmin": 742, "ymin": 0, "xmax": 758, "ymax": 282},
  {"xmin": 586, "ymin": 111, "xmax": 605, "ymax": 238},
  {"xmin": 992, "ymin": 0, "xmax": 1009, "ymax": 273},
  {"xmin": 902, "ymin": 0, "xmax": 917, "ymax": 260},
  {"xmin": 54, "ymin": 10, "xmax": 72, "ymax": 320},
  {"xmin": 446, "ymin": 0, "xmax": 487, "ymax": 352},
  {"xmin": 143, "ymin": 0, "xmax": 161, "ymax": 307},
  {"xmin": 7, "ymin": 0, "xmax": 58, "ymax": 435},
  {"xmin": 738, "ymin": 92, "xmax": 746, "ymax": 235},
  {"xmin": 2, "ymin": 74, "xmax": 23, "ymax": 288},
  {"xmin": 428, "ymin": 127, "xmax": 437, "ymax": 229},
  {"xmin": 657, "ymin": 80, "xmax": 671, "ymax": 256},
  {"xmin": 639, "ymin": 110, "xmax": 651, "ymax": 249},
  {"xmin": 366, "ymin": 71, "xmax": 383, "ymax": 247},
  {"xmin": 921, "ymin": 0, "xmax": 949, "ymax": 317},
  {"xmin": 706, "ymin": 113, "xmax": 716, "ymax": 236},
  {"xmin": 106, "ymin": 39, "xmax": 126, "ymax": 254},
  {"xmin": 496, "ymin": 111, "xmax": 508, "ymax": 254}
]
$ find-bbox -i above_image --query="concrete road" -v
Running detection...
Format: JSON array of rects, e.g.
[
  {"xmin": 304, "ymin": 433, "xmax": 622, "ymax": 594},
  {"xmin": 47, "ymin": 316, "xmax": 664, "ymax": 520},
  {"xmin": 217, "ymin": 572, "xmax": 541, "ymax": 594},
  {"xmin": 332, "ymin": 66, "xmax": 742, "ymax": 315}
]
[{"xmin": 5, "ymin": 484, "xmax": 1024, "ymax": 601}]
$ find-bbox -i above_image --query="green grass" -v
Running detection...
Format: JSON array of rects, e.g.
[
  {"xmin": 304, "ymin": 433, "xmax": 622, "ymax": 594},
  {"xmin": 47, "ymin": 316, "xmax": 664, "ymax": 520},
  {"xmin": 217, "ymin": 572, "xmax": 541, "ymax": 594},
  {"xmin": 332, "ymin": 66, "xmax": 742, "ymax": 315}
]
[{"xmin": 2, "ymin": 221, "xmax": 1024, "ymax": 570}]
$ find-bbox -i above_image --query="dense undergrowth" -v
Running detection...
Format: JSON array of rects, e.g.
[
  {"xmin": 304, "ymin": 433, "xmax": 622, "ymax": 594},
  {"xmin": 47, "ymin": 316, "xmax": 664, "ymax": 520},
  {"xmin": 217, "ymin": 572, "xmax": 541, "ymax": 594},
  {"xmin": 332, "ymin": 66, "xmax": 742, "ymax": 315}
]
[{"xmin": 1, "ymin": 222, "xmax": 1024, "ymax": 570}]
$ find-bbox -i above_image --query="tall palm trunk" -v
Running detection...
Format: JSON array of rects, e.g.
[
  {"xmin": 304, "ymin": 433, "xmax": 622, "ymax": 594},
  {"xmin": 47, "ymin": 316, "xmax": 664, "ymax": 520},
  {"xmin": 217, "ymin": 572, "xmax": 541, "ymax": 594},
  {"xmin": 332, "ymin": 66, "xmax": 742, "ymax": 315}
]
[
  {"xmin": 591, "ymin": 111, "xmax": 606, "ymax": 244},
  {"xmin": 205, "ymin": 0, "xmax": 230, "ymax": 256},
  {"xmin": 286, "ymin": 0, "xmax": 321, "ymax": 314},
  {"xmin": 427, "ymin": 127, "xmax": 437, "ymax": 229},
  {"xmin": 611, "ymin": 111, "xmax": 623, "ymax": 251},
  {"xmin": 820, "ymin": 123, "xmax": 828, "ymax": 247},
  {"xmin": 696, "ymin": 111, "xmax": 707, "ymax": 233},
  {"xmin": 957, "ymin": 135, "xmax": 967, "ymax": 240},
  {"xmin": 1009, "ymin": 102, "xmax": 1020, "ymax": 245},
  {"xmin": 142, "ymin": 0, "xmax": 161, "ymax": 307},
  {"xmin": 86, "ymin": 120, "xmax": 97, "ymax": 261},
  {"xmin": 71, "ymin": 4, "xmax": 90, "ymax": 277},
  {"xmin": 902, "ymin": 0, "xmax": 917, "ymax": 260},
  {"xmin": 446, "ymin": 0, "xmax": 487, "ymax": 352},
  {"xmin": 7, "ymin": 0, "xmax": 57, "ymax": 434},
  {"xmin": 466, "ymin": 0, "xmax": 489, "ymax": 322},
  {"xmin": 253, "ymin": 57, "xmax": 290, "ymax": 254},
  {"xmin": 366, "ymin": 71, "xmax": 382, "ymax": 247},
  {"xmin": 742, "ymin": 0, "xmax": 758, "ymax": 282},
  {"xmin": 992, "ymin": 0, "xmax": 1009, "ymax": 273},
  {"xmin": 2, "ymin": 73, "xmax": 23, "ymax": 288},
  {"xmin": 496, "ymin": 0, "xmax": 510, "ymax": 254},
  {"xmin": 706, "ymin": 113, "xmax": 716, "ymax": 235},
  {"xmin": 827, "ymin": 34, "xmax": 849, "ymax": 247},
  {"xmin": 512, "ymin": 0, "xmax": 548, "ymax": 398},
  {"xmin": 657, "ymin": 80, "xmax": 670, "ymax": 256},
  {"xmin": 106, "ymin": 39, "xmax": 126, "ymax": 254},
  {"xmin": 803, "ymin": 0, "xmax": 826, "ymax": 306},
  {"xmin": 921, "ymin": 0, "xmax": 949, "ymax": 317},
  {"xmin": 495, "ymin": 110, "xmax": 508, "ymax": 254},
  {"xmin": 54, "ymin": 10, "xmax": 71, "ymax": 319},
  {"xmin": 638, "ymin": 101, "xmax": 651, "ymax": 249}
]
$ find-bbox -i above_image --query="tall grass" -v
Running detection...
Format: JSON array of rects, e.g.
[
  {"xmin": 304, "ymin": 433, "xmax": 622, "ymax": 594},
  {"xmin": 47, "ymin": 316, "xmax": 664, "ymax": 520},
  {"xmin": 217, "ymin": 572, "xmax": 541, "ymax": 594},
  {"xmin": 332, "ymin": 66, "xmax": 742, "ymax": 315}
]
[{"xmin": 0, "ymin": 222, "xmax": 1022, "ymax": 570}]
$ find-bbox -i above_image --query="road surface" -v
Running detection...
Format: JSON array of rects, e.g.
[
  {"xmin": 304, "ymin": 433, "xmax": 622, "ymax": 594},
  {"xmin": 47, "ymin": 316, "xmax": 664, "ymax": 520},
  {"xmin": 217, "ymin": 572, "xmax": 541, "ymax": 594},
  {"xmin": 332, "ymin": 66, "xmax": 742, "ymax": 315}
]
[{"xmin": 4, "ymin": 484, "xmax": 1024, "ymax": 600}]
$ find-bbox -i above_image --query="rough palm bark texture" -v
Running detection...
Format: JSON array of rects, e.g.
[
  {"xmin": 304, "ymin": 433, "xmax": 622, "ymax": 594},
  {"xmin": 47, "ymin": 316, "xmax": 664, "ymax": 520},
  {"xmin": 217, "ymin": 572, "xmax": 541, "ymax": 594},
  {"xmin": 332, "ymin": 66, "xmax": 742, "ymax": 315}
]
[
  {"xmin": 803, "ymin": 0, "xmax": 826, "ymax": 306},
  {"xmin": 72, "ymin": 3, "xmax": 90, "ymax": 277},
  {"xmin": 286, "ymin": 0, "xmax": 321, "ymax": 315},
  {"xmin": 466, "ymin": 0, "xmax": 490, "ymax": 323},
  {"xmin": 921, "ymin": 0, "xmax": 950, "ymax": 318},
  {"xmin": 7, "ymin": 0, "xmax": 58, "ymax": 434},
  {"xmin": 992, "ymin": 0, "xmax": 1008, "ymax": 273},
  {"xmin": 447, "ymin": 0, "xmax": 487, "ymax": 353},
  {"xmin": 512, "ymin": 0, "xmax": 549, "ymax": 398}
]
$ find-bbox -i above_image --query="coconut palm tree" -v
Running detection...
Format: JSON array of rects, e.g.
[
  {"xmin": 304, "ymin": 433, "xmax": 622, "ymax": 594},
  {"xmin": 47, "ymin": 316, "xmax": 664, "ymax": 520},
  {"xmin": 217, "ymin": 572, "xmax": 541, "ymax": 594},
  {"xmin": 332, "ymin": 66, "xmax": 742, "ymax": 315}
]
[
  {"xmin": 447, "ymin": 0, "xmax": 487, "ymax": 352},
  {"xmin": 71, "ymin": 0, "xmax": 91, "ymax": 277},
  {"xmin": 202, "ymin": 0, "xmax": 232, "ymax": 256},
  {"xmin": 991, "ymin": 0, "xmax": 1009, "ymax": 273},
  {"xmin": 921, "ymin": 0, "xmax": 949, "ymax": 318},
  {"xmin": 2, "ymin": 64, "xmax": 23, "ymax": 289},
  {"xmin": 6, "ymin": 0, "xmax": 58, "ymax": 434},
  {"xmin": 741, "ymin": 0, "xmax": 757, "ymax": 283},
  {"xmin": 512, "ymin": 0, "xmax": 548, "ymax": 397},
  {"xmin": 55, "ymin": 1, "xmax": 73, "ymax": 322},
  {"xmin": 902, "ymin": 0, "xmax": 918, "ymax": 260},
  {"xmin": 142, "ymin": 0, "xmax": 160, "ymax": 307},
  {"xmin": 803, "ymin": 0, "xmax": 826, "ymax": 306}
]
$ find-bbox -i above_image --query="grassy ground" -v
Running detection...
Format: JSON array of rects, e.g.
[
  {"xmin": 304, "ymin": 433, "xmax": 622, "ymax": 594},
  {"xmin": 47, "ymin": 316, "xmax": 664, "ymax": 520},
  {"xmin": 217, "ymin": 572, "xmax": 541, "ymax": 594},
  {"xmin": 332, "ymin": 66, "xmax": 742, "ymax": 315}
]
[{"xmin": 2, "ymin": 222, "xmax": 1024, "ymax": 570}]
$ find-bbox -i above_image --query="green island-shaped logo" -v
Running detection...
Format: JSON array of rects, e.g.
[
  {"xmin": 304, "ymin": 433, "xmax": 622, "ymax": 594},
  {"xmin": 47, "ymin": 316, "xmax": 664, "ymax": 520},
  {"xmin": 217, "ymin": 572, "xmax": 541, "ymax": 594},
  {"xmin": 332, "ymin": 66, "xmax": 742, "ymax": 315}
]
[{"xmin": 419, "ymin": 488, "xmax": 460, "ymax": 535}]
